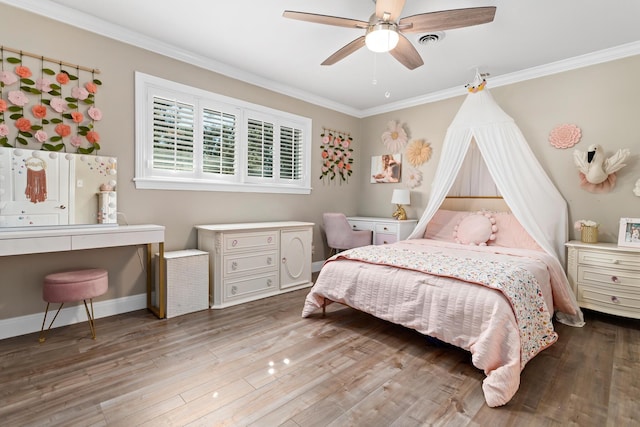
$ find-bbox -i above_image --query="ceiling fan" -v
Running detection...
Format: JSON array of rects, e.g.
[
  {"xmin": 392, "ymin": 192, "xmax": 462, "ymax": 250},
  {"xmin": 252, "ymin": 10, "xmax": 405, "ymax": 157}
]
[{"xmin": 283, "ymin": 0, "xmax": 496, "ymax": 70}]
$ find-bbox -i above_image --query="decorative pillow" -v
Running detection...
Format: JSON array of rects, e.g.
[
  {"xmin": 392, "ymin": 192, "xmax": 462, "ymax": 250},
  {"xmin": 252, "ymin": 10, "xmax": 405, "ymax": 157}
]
[
  {"xmin": 491, "ymin": 212, "xmax": 544, "ymax": 251},
  {"xmin": 453, "ymin": 212, "xmax": 498, "ymax": 246}
]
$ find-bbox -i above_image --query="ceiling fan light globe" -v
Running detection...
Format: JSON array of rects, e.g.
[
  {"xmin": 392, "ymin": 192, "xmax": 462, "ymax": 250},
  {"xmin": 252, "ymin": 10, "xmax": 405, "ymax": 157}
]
[{"xmin": 365, "ymin": 24, "xmax": 399, "ymax": 53}]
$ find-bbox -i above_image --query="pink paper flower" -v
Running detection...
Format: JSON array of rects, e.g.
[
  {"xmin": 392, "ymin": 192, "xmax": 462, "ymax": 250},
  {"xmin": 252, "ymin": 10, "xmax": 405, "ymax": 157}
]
[
  {"xmin": 35, "ymin": 78, "xmax": 52, "ymax": 93},
  {"xmin": 35, "ymin": 130, "xmax": 48, "ymax": 143},
  {"xmin": 86, "ymin": 130, "xmax": 100, "ymax": 144},
  {"xmin": 15, "ymin": 66, "xmax": 32, "ymax": 78},
  {"xmin": 70, "ymin": 135, "xmax": 82, "ymax": 147},
  {"xmin": 50, "ymin": 98, "xmax": 68, "ymax": 113},
  {"xmin": 54, "ymin": 123, "xmax": 71, "ymax": 137},
  {"xmin": 85, "ymin": 82, "xmax": 98, "ymax": 94},
  {"xmin": 0, "ymin": 123, "xmax": 9, "ymax": 137},
  {"xmin": 549, "ymin": 124, "xmax": 581, "ymax": 149},
  {"xmin": 8, "ymin": 90, "xmax": 29, "ymax": 107},
  {"xmin": 0, "ymin": 70, "xmax": 18, "ymax": 85},
  {"xmin": 15, "ymin": 118, "xmax": 32, "ymax": 132},
  {"xmin": 56, "ymin": 72, "xmax": 70, "ymax": 85},
  {"xmin": 87, "ymin": 106, "xmax": 103, "ymax": 121},
  {"xmin": 0, "ymin": 99, "xmax": 7, "ymax": 113},
  {"xmin": 71, "ymin": 111, "xmax": 84, "ymax": 123},
  {"xmin": 71, "ymin": 86, "xmax": 89, "ymax": 100},
  {"xmin": 32, "ymin": 105, "xmax": 47, "ymax": 119}
]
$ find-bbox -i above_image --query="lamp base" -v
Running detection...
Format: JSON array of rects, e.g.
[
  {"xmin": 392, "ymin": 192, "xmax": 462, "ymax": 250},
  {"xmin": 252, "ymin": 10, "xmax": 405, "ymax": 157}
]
[{"xmin": 392, "ymin": 204, "xmax": 407, "ymax": 220}]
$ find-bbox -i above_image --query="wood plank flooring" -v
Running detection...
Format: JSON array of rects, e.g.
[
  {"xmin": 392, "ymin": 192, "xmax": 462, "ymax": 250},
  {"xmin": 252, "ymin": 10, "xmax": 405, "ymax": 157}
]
[{"xmin": 1, "ymin": 288, "xmax": 639, "ymax": 426}]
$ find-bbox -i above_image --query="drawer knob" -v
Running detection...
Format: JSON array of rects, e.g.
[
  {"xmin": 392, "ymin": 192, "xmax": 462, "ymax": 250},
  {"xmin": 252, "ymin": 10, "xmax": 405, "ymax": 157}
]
[
  {"xmin": 383, "ymin": 227, "xmax": 388, "ymax": 231},
  {"xmin": 268, "ymin": 236, "xmax": 273, "ymax": 243},
  {"xmin": 282, "ymin": 257, "xmax": 287, "ymax": 264},
  {"xmin": 611, "ymin": 259, "xmax": 619, "ymax": 264},
  {"xmin": 611, "ymin": 296, "xmax": 620, "ymax": 304},
  {"xmin": 231, "ymin": 285, "xmax": 238, "ymax": 295},
  {"xmin": 231, "ymin": 261, "xmax": 238, "ymax": 271},
  {"xmin": 267, "ymin": 279, "xmax": 273, "ymax": 287},
  {"xmin": 383, "ymin": 241, "xmax": 388, "ymax": 244},
  {"xmin": 267, "ymin": 257, "xmax": 273, "ymax": 265},
  {"xmin": 611, "ymin": 276, "xmax": 619, "ymax": 283},
  {"xmin": 232, "ymin": 239, "xmax": 238, "ymax": 247}
]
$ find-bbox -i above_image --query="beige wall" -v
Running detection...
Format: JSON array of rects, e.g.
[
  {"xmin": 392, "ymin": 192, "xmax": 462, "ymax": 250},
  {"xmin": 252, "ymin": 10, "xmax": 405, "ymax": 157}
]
[
  {"xmin": 359, "ymin": 56, "xmax": 640, "ymax": 244},
  {"xmin": 0, "ymin": 4, "xmax": 362, "ymax": 318},
  {"xmin": 1, "ymin": 4, "xmax": 639, "ymax": 320}
]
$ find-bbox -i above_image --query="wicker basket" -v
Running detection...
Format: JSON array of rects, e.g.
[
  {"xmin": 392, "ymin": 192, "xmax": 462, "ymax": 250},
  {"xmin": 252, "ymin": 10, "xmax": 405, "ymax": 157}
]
[{"xmin": 581, "ymin": 226, "xmax": 598, "ymax": 243}]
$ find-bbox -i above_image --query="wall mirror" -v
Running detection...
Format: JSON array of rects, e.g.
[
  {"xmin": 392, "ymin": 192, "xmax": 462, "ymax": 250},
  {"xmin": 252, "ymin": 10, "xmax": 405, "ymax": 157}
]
[{"xmin": 0, "ymin": 147, "xmax": 117, "ymax": 228}]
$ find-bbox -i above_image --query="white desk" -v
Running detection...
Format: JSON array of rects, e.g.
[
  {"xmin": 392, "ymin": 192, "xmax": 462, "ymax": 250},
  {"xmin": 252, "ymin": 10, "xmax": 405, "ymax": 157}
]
[
  {"xmin": 346, "ymin": 217, "xmax": 417, "ymax": 245},
  {"xmin": 0, "ymin": 224, "xmax": 167, "ymax": 318}
]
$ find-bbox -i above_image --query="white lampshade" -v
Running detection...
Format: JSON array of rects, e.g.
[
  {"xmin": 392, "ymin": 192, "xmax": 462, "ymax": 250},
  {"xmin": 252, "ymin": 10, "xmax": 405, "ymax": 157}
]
[
  {"xmin": 365, "ymin": 24, "xmax": 399, "ymax": 53},
  {"xmin": 391, "ymin": 189, "xmax": 410, "ymax": 205}
]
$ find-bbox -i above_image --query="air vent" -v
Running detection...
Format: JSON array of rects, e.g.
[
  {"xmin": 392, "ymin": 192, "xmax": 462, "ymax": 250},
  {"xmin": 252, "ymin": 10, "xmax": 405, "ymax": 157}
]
[{"xmin": 418, "ymin": 31, "xmax": 445, "ymax": 45}]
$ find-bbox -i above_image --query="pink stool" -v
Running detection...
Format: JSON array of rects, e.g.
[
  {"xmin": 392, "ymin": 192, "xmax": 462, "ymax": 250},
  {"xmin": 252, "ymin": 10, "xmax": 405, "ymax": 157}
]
[{"xmin": 39, "ymin": 268, "xmax": 108, "ymax": 342}]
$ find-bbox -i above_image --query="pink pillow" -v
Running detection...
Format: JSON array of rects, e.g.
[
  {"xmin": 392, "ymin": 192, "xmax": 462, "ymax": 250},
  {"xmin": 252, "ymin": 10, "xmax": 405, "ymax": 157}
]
[
  {"xmin": 491, "ymin": 212, "xmax": 544, "ymax": 251},
  {"xmin": 453, "ymin": 212, "xmax": 498, "ymax": 246}
]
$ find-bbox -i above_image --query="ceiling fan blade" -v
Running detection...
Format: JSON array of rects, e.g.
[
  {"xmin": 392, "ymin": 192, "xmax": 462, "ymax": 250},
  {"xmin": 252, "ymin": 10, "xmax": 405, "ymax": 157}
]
[
  {"xmin": 321, "ymin": 36, "xmax": 366, "ymax": 66},
  {"xmin": 399, "ymin": 7, "xmax": 497, "ymax": 33},
  {"xmin": 389, "ymin": 34, "xmax": 424, "ymax": 70},
  {"xmin": 375, "ymin": 0, "xmax": 406, "ymax": 22},
  {"xmin": 283, "ymin": 11, "xmax": 368, "ymax": 29}
]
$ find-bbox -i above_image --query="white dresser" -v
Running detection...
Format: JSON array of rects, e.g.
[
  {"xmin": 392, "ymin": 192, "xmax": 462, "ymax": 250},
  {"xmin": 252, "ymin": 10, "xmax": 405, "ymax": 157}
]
[
  {"xmin": 566, "ymin": 240, "xmax": 640, "ymax": 319},
  {"xmin": 196, "ymin": 221, "xmax": 313, "ymax": 308},
  {"xmin": 346, "ymin": 216, "xmax": 417, "ymax": 245}
]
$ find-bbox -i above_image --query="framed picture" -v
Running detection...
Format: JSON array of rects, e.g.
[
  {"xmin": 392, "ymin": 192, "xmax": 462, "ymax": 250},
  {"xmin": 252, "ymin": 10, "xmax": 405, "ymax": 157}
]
[
  {"xmin": 617, "ymin": 217, "xmax": 640, "ymax": 248},
  {"xmin": 370, "ymin": 154, "xmax": 402, "ymax": 184}
]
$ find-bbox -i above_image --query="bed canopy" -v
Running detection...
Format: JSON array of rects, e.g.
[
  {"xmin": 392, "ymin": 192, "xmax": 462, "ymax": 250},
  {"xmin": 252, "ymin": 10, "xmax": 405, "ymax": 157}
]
[{"xmin": 408, "ymin": 81, "xmax": 569, "ymax": 265}]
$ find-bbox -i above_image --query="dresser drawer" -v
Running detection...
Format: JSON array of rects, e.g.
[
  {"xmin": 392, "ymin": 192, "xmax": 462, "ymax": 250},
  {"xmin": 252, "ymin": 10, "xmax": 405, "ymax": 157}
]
[
  {"xmin": 376, "ymin": 222, "xmax": 398, "ymax": 234},
  {"xmin": 224, "ymin": 273, "xmax": 278, "ymax": 301},
  {"xmin": 223, "ymin": 251, "xmax": 278, "ymax": 277},
  {"xmin": 348, "ymin": 220, "xmax": 374, "ymax": 232},
  {"xmin": 223, "ymin": 231, "xmax": 279, "ymax": 253},
  {"xmin": 578, "ymin": 250, "xmax": 640, "ymax": 271},
  {"xmin": 375, "ymin": 233, "xmax": 397, "ymax": 245},
  {"xmin": 578, "ymin": 265, "xmax": 640, "ymax": 289}
]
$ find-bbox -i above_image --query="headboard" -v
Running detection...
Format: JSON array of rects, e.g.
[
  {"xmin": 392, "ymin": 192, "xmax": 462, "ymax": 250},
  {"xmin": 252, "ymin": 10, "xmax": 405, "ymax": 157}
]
[{"xmin": 440, "ymin": 196, "xmax": 510, "ymax": 212}]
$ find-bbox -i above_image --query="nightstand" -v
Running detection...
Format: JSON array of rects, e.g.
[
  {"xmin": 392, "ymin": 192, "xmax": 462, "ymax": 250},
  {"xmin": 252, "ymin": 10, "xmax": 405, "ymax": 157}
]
[
  {"xmin": 346, "ymin": 216, "xmax": 417, "ymax": 245},
  {"xmin": 565, "ymin": 240, "xmax": 640, "ymax": 319}
]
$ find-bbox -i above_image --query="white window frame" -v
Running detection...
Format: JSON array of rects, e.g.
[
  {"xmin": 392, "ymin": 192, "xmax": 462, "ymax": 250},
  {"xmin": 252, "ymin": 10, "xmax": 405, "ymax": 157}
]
[{"xmin": 134, "ymin": 72, "xmax": 312, "ymax": 194}]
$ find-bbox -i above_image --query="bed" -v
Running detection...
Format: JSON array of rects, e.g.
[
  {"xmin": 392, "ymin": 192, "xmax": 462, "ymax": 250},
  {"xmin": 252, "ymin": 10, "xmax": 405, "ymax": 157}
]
[{"xmin": 303, "ymin": 203, "xmax": 583, "ymax": 407}]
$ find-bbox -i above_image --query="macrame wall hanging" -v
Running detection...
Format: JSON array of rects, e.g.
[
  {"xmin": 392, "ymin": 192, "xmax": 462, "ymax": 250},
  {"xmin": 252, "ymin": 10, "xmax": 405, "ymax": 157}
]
[
  {"xmin": 319, "ymin": 127, "xmax": 354, "ymax": 184},
  {"xmin": 24, "ymin": 155, "xmax": 47, "ymax": 203},
  {"xmin": 0, "ymin": 45, "xmax": 103, "ymax": 154}
]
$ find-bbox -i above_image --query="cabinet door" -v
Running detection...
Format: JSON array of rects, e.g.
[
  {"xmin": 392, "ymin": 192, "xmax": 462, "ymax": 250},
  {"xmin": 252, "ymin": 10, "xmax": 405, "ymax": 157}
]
[{"xmin": 280, "ymin": 228, "xmax": 312, "ymax": 289}]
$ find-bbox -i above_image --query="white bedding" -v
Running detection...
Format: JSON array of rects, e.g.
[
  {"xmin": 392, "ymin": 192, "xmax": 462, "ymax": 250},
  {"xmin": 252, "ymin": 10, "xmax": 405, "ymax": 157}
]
[{"xmin": 302, "ymin": 239, "xmax": 583, "ymax": 407}]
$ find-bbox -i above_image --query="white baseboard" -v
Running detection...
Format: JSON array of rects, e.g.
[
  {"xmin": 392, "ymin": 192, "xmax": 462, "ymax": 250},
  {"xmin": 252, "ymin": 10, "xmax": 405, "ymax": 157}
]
[
  {"xmin": 0, "ymin": 293, "xmax": 147, "ymax": 340},
  {"xmin": 312, "ymin": 260, "xmax": 324, "ymax": 273}
]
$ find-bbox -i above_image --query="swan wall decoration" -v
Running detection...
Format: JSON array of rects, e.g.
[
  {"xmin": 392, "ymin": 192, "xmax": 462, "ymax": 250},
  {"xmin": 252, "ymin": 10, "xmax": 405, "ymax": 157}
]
[{"xmin": 573, "ymin": 144, "xmax": 631, "ymax": 193}]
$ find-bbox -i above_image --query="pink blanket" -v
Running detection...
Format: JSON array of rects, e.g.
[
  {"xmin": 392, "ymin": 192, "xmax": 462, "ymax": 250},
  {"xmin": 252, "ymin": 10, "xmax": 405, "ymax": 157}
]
[{"xmin": 302, "ymin": 239, "xmax": 583, "ymax": 407}]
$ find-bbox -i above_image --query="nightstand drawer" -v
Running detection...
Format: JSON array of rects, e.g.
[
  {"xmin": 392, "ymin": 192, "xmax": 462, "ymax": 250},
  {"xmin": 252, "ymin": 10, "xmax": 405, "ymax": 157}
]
[
  {"xmin": 578, "ymin": 284, "xmax": 640, "ymax": 312},
  {"xmin": 578, "ymin": 266, "xmax": 640, "ymax": 289},
  {"xmin": 578, "ymin": 250, "xmax": 640, "ymax": 271},
  {"xmin": 224, "ymin": 273, "xmax": 278, "ymax": 301}
]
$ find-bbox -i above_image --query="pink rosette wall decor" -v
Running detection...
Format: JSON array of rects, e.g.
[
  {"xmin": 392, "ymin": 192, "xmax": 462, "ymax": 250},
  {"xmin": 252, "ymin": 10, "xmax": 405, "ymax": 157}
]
[
  {"xmin": 0, "ymin": 45, "xmax": 102, "ymax": 154},
  {"xmin": 319, "ymin": 127, "xmax": 354, "ymax": 184},
  {"xmin": 548, "ymin": 124, "xmax": 581, "ymax": 149}
]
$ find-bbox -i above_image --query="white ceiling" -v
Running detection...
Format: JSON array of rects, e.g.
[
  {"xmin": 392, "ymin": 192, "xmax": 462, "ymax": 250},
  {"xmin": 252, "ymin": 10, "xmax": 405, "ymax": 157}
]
[{"xmin": 6, "ymin": 0, "xmax": 640, "ymax": 117}]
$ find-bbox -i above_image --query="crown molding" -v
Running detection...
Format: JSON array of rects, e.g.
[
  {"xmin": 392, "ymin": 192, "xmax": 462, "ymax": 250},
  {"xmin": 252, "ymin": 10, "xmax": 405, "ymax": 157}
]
[{"xmin": 3, "ymin": 0, "xmax": 639, "ymax": 119}]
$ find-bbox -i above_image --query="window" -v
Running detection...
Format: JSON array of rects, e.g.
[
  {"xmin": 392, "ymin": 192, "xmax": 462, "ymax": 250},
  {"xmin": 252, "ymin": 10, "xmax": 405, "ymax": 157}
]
[{"xmin": 134, "ymin": 72, "xmax": 312, "ymax": 194}]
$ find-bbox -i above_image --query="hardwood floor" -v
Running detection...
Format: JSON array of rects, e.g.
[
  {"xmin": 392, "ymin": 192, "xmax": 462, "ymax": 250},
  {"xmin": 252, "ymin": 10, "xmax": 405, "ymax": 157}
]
[{"xmin": 1, "ymin": 289, "xmax": 639, "ymax": 427}]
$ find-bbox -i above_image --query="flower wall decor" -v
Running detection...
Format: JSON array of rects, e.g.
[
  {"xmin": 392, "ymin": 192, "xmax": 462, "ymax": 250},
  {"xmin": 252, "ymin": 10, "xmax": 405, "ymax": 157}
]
[
  {"xmin": 549, "ymin": 124, "xmax": 581, "ymax": 149},
  {"xmin": 403, "ymin": 165, "xmax": 423, "ymax": 189},
  {"xmin": 319, "ymin": 127, "xmax": 353, "ymax": 184},
  {"xmin": 381, "ymin": 120, "xmax": 408, "ymax": 153},
  {"xmin": 0, "ymin": 46, "xmax": 103, "ymax": 154},
  {"xmin": 405, "ymin": 139, "xmax": 432, "ymax": 167}
]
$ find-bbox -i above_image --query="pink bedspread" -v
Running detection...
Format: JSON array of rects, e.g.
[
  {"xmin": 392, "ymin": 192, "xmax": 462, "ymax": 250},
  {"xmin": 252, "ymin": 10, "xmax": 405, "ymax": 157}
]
[{"xmin": 302, "ymin": 239, "xmax": 583, "ymax": 407}]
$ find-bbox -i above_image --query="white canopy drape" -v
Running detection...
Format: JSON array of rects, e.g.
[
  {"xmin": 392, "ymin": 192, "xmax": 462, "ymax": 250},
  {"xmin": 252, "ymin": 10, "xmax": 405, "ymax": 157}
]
[{"xmin": 408, "ymin": 86, "xmax": 569, "ymax": 265}]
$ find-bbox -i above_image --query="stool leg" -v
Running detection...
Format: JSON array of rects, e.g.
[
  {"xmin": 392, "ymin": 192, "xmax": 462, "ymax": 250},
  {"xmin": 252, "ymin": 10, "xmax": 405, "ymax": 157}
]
[
  {"xmin": 39, "ymin": 302, "xmax": 64, "ymax": 343},
  {"xmin": 83, "ymin": 299, "xmax": 97, "ymax": 339}
]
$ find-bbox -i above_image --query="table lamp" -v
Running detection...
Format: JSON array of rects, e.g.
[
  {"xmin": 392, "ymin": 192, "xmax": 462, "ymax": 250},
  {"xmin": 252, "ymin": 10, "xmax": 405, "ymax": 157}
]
[{"xmin": 391, "ymin": 189, "xmax": 410, "ymax": 220}]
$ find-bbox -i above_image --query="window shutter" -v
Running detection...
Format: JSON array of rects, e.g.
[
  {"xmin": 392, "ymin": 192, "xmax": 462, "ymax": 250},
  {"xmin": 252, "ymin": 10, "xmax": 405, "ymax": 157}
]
[
  {"xmin": 202, "ymin": 108, "xmax": 237, "ymax": 176},
  {"xmin": 280, "ymin": 125, "xmax": 303, "ymax": 180},
  {"xmin": 247, "ymin": 118, "xmax": 274, "ymax": 178},
  {"xmin": 152, "ymin": 96, "xmax": 195, "ymax": 171}
]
